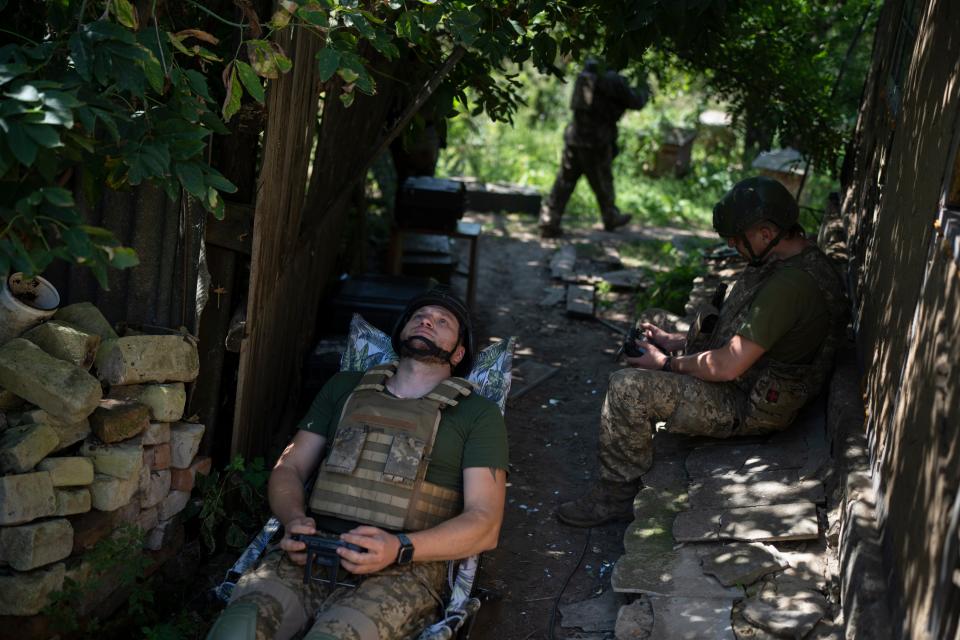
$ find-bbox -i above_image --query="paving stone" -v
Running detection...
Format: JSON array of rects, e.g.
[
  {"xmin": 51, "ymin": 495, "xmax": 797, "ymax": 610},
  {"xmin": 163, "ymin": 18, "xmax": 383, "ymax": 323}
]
[
  {"xmin": 144, "ymin": 443, "xmax": 172, "ymax": 470},
  {"xmin": 640, "ymin": 459, "xmax": 687, "ymax": 492},
  {"xmin": 741, "ymin": 592, "xmax": 827, "ymax": 638},
  {"xmin": 37, "ymin": 456, "xmax": 95, "ymax": 486},
  {"xmin": 688, "ymin": 469, "xmax": 825, "ymax": 509},
  {"xmin": 89, "ymin": 399, "xmax": 150, "ymax": 443},
  {"xmin": 731, "ymin": 601, "xmax": 780, "ymax": 639},
  {"xmin": 602, "ymin": 269, "xmax": 649, "ymax": 291},
  {"xmin": 54, "ymin": 302, "xmax": 119, "ymax": 341},
  {"xmin": 685, "ymin": 443, "xmax": 801, "ymax": 479},
  {"xmin": 676, "ymin": 502, "xmax": 819, "ymax": 543},
  {"xmin": 672, "ymin": 509, "xmax": 722, "ymax": 542},
  {"xmin": 95, "ymin": 335, "xmax": 200, "ymax": 385},
  {"xmin": 158, "ymin": 489, "xmax": 190, "ymax": 520},
  {"xmin": 0, "ymin": 561, "xmax": 65, "ymax": 615},
  {"xmin": 559, "ymin": 589, "xmax": 623, "ymax": 631},
  {"xmin": 649, "ymin": 596, "xmax": 735, "ymax": 639},
  {"xmin": 54, "ymin": 487, "xmax": 92, "ymax": 516},
  {"xmin": 0, "ymin": 422, "xmax": 59, "ymax": 473},
  {"xmin": 170, "ymin": 455, "xmax": 212, "ymax": 491},
  {"xmin": 613, "ymin": 544, "xmax": 743, "ymax": 598},
  {"xmin": 169, "ymin": 422, "xmax": 204, "ymax": 468},
  {"xmin": 550, "ymin": 244, "xmax": 577, "ymax": 280},
  {"xmin": 615, "ymin": 597, "xmax": 653, "ymax": 639},
  {"xmin": 0, "ymin": 471, "xmax": 56, "ymax": 525},
  {"xmin": 701, "ymin": 543, "xmax": 786, "ymax": 587},
  {"xmin": 0, "ymin": 338, "xmax": 103, "ymax": 424},
  {"xmin": 720, "ymin": 502, "xmax": 820, "ymax": 542},
  {"xmin": 0, "ymin": 518, "xmax": 73, "ymax": 571},
  {"xmin": 624, "ymin": 487, "xmax": 688, "ymax": 555},
  {"xmin": 81, "ymin": 436, "xmax": 143, "ymax": 479},
  {"xmin": 137, "ymin": 506, "xmax": 159, "ymax": 532},
  {"xmin": 140, "ymin": 468, "xmax": 172, "ymax": 509},
  {"xmin": 566, "ymin": 284, "xmax": 595, "ymax": 317},
  {"xmin": 142, "ymin": 422, "xmax": 171, "ymax": 445},
  {"xmin": 23, "ymin": 320, "xmax": 101, "ymax": 370},
  {"xmin": 90, "ymin": 472, "xmax": 139, "ymax": 511},
  {"xmin": 107, "ymin": 383, "xmax": 186, "ymax": 422}
]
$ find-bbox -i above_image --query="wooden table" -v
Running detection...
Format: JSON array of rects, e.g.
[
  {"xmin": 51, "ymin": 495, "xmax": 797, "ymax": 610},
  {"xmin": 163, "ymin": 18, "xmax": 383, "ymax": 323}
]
[{"xmin": 387, "ymin": 220, "xmax": 482, "ymax": 308}]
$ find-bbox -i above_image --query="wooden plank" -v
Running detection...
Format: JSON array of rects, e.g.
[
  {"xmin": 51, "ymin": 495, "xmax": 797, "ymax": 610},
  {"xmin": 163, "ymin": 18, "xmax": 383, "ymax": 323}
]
[
  {"xmin": 205, "ymin": 203, "xmax": 254, "ymax": 255},
  {"xmin": 566, "ymin": 284, "xmax": 595, "ymax": 318},
  {"xmin": 550, "ymin": 244, "xmax": 577, "ymax": 280}
]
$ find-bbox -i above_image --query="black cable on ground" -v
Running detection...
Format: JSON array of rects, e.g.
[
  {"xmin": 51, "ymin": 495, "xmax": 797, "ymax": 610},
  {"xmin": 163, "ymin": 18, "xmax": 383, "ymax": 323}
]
[{"xmin": 547, "ymin": 526, "xmax": 592, "ymax": 640}]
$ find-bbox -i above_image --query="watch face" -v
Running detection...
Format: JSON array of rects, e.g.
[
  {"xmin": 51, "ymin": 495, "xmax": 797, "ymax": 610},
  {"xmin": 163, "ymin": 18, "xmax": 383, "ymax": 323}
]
[{"xmin": 398, "ymin": 545, "xmax": 415, "ymax": 565}]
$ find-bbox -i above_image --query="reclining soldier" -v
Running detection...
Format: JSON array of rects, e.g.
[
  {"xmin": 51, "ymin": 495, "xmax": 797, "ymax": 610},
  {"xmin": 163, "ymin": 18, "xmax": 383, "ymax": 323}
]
[
  {"xmin": 208, "ymin": 288, "xmax": 508, "ymax": 640},
  {"xmin": 557, "ymin": 176, "xmax": 848, "ymax": 527}
]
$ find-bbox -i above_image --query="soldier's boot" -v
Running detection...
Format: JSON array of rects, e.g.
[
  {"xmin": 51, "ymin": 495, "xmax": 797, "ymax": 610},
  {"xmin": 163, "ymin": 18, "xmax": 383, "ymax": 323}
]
[
  {"xmin": 603, "ymin": 212, "xmax": 632, "ymax": 232},
  {"xmin": 540, "ymin": 223, "xmax": 564, "ymax": 238},
  {"xmin": 556, "ymin": 478, "xmax": 639, "ymax": 527}
]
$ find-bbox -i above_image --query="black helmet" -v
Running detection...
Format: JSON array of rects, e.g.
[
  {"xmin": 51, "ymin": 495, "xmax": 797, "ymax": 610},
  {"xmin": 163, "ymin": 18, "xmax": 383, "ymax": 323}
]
[
  {"xmin": 713, "ymin": 176, "xmax": 799, "ymax": 237},
  {"xmin": 391, "ymin": 287, "xmax": 475, "ymax": 377}
]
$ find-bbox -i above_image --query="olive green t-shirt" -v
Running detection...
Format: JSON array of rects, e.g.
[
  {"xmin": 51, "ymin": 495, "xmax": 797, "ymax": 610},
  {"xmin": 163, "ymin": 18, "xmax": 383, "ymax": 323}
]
[
  {"xmin": 737, "ymin": 267, "xmax": 830, "ymax": 364},
  {"xmin": 298, "ymin": 371, "xmax": 508, "ymax": 493}
]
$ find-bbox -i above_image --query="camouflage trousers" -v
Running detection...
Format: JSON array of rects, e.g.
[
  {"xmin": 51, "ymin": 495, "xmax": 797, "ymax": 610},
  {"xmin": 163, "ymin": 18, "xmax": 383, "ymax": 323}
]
[
  {"xmin": 540, "ymin": 143, "xmax": 620, "ymax": 229},
  {"xmin": 226, "ymin": 548, "xmax": 446, "ymax": 640},
  {"xmin": 599, "ymin": 368, "xmax": 746, "ymax": 483}
]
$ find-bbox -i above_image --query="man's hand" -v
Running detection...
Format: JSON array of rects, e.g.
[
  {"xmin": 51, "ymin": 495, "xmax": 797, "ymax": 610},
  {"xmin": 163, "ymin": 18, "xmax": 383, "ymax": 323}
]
[
  {"xmin": 280, "ymin": 516, "xmax": 317, "ymax": 565},
  {"xmin": 640, "ymin": 322, "xmax": 685, "ymax": 351},
  {"xmin": 625, "ymin": 338, "xmax": 669, "ymax": 370},
  {"xmin": 338, "ymin": 525, "xmax": 402, "ymax": 574}
]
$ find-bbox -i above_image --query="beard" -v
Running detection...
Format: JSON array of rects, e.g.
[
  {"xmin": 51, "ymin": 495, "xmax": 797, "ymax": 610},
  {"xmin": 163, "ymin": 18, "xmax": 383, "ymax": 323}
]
[{"xmin": 399, "ymin": 336, "xmax": 455, "ymax": 365}]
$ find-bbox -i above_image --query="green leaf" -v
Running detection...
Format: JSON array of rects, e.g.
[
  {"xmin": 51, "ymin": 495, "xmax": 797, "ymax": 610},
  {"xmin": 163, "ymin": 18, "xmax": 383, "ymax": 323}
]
[
  {"xmin": 109, "ymin": 246, "xmax": 139, "ymax": 269},
  {"xmin": 235, "ymin": 61, "xmax": 264, "ymax": 104},
  {"xmin": 316, "ymin": 47, "xmax": 340, "ymax": 82},
  {"xmin": 113, "ymin": 0, "xmax": 139, "ymax": 29},
  {"xmin": 24, "ymin": 124, "xmax": 61, "ymax": 149},
  {"xmin": 0, "ymin": 63, "xmax": 29, "ymax": 86},
  {"xmin": 183, "ymin": 69, "xmax": 212, "ymax": 101},
  {"xmin": 221, "ymin": 64, "xmax": 242, "ymax": 122},
  {"xmin": 174, "ymin": 162, "xmax": 207, "ymax": 199},
  {"xmin": 40, "ymin": 187, "xmax": 74, "ymax": 207},
  {"xmin": 6, "ymin": 124, "xmax": 38, "ymax": 166},
  {"xmin": 339, "ymin": 91, "xmax": 355, "ymax": 108},
  {"xmin": 205, "ymin": 168, "xmax": 237, "ymax": 194},
  {"xmin": 141, "ymin": 50, "xmax": 165, "ymax": 94}
]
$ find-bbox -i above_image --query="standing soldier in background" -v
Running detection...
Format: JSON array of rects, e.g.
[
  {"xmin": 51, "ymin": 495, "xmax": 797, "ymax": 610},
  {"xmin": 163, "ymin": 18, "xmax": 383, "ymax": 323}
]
[{"xmin": 539, "ymin": 59, "xmax": 650, "ymax": 238}]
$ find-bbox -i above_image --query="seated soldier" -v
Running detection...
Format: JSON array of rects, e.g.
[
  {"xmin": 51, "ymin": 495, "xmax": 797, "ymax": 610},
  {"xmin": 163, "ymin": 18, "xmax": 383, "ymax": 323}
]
[
  {"xmin": 208, "ymin": 288, "xmax": 508, "ymax": 640},
  {"xmin": 557, "ymin": 176, "xmax": 848, "ymax": 527}
]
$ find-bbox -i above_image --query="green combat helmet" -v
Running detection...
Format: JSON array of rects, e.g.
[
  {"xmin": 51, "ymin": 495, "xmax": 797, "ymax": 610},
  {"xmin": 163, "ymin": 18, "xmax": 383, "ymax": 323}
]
[{"xmin": 713, "ymin": 176, "xmax": 800, "ymax": 264}]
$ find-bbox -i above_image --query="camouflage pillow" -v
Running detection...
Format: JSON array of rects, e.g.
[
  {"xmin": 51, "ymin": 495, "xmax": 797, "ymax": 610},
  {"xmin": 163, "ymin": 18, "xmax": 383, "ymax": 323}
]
[{"xmin": 340, "ymin": 313, "xmax": 515, "ymax": 413}]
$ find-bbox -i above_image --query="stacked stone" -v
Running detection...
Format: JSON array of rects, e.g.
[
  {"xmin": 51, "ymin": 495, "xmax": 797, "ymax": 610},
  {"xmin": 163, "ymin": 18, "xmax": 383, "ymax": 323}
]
[{"xmin": 0, "ymin": 303, "xmax": 206, "ymax": 618}]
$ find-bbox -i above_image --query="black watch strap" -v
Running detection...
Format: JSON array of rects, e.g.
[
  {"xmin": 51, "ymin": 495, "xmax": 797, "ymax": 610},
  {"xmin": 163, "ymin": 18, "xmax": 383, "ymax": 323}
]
[
  {"xmin": 395, "ymin": 533, "xmax": 414, "ymax": 565},
  {"xmin": 661, "ymin": 355, "xmax": 673, "ymax": 372}
]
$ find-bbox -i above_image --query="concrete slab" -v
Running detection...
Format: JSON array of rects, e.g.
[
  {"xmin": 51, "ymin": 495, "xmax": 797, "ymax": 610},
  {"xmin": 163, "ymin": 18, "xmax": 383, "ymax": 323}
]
[
  {"xmin": 649, "ymin": 596, "xmax": 735, "ymax": 639},
  {"xmin": 641, "ymin": 459, "xmax": 687, "ymax": 492},
  {"xmin": 559, "ymin": 589, "xmax": 624, "ymax": 631},
  {"xmin": 672, "ymin": 509, "xmax": 721, "ymax": 542},
  {"xmin": 614, "ymin": 597, "xmax": 653, "ymax": 639},
  {"xmin": 720, "ymin": 502, "xmax": 820, "ymax": 542},
  {"xmin": 701, "ymin": 543, "xmax": 786, "ymax": 587},
  {"xmin": 688, "ymin": 469, "xmax": 825, "ymax": 509},
  {"xmin": 741, "ymin": 592, "xmax": 827, "ymax": 638},
  {"xmin": 685, "ymin": 443, "xmax": 802, "ymax": 478},
  {"xmin": 612, "ymin": 544, "xmax": 743, "ymax": 599}
]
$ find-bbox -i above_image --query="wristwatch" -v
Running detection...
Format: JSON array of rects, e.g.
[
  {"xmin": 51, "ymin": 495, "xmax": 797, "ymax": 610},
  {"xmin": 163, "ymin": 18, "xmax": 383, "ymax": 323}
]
[
  {"xmin": 395, "ymin": 533, "xmax": 415, "ymax": 565},
  {"xmin": 661, "ymin": 355, "xmax": 673, "ymax": 372}
]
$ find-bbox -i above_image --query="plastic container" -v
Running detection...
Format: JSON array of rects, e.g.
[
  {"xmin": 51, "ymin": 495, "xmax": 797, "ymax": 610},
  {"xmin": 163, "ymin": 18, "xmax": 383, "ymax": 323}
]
[{"xmin": 0, "ymin": 273, "xmax": 61, "ymax": 344}]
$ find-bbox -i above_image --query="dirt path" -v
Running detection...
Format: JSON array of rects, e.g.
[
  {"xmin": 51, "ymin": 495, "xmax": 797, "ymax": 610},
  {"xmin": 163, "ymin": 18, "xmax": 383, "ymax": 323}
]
[{"xmin": 462, "ymin": 213, "xmax": 712, "ymax": 640}]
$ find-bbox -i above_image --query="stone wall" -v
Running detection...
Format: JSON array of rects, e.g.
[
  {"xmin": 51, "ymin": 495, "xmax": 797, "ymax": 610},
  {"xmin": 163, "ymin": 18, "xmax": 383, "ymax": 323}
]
[
  {"xmin": 840, "ymin": 0, "xmax": 960, "ymax": 637},
  {"xmin": 0, "ymin": 303, "xmax": 208, "ymax": 627}
]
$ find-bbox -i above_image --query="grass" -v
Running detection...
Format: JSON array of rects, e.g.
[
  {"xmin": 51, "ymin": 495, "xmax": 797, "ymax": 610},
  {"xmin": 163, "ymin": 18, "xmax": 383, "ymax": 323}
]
[{"xmin": 437, "ymin": 65, "xmax": 839, "ymax": 235}]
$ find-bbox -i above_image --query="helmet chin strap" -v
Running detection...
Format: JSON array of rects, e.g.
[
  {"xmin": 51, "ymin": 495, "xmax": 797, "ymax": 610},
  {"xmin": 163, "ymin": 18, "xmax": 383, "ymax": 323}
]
[
  {"xmin": 741, "ymin": 228, "xmax": 786, "ymax": 266},
  {"xmin": 400, "ymin": 337, "xmax": 457, "ymax": 369}
]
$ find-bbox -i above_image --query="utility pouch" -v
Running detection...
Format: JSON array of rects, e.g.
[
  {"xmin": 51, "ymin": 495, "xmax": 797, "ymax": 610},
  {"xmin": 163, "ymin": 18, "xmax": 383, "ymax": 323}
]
[
  {"xmin": 323, "ymin": 424, "xmax": 368, "ymax": 474},
  {"xmin": 383, "ymin": 434, "xmax": 426, "ymax": 484}
]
